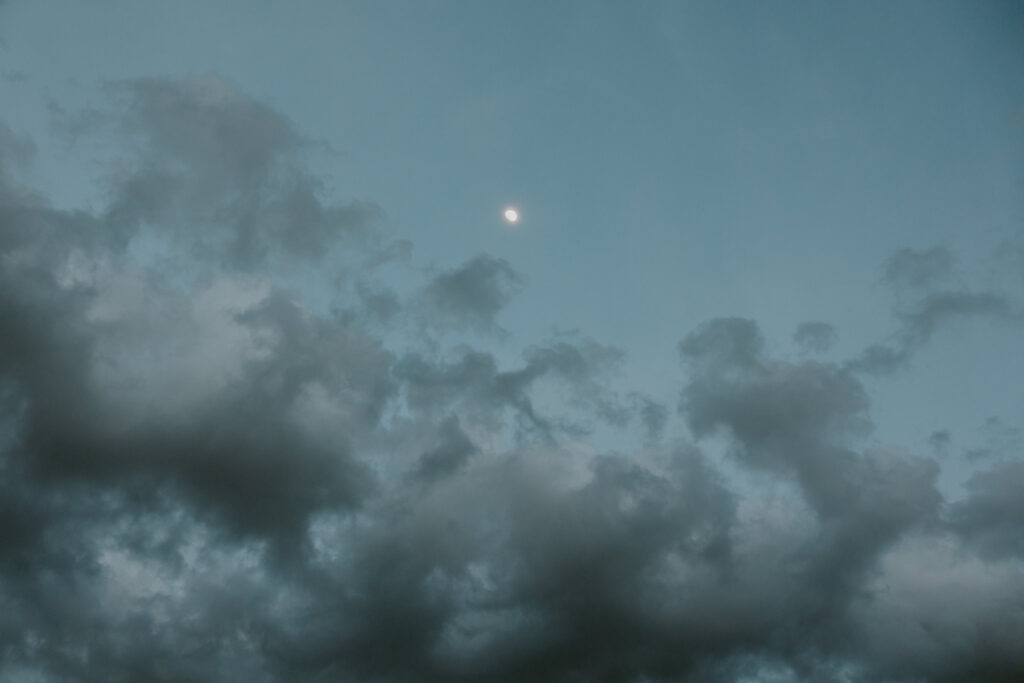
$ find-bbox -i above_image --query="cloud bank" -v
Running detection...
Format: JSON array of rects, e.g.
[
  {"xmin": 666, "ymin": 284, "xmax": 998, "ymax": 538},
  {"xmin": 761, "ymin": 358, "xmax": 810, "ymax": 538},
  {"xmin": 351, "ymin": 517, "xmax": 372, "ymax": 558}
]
[{"xmin": 1, "ymin": 76, "xmax": 1022, "ymax": 683}]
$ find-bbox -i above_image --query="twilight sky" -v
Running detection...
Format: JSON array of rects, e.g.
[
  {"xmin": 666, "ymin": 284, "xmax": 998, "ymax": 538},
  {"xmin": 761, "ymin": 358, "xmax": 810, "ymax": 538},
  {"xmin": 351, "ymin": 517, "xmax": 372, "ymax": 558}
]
[{"xmin": 1, "ymin": 2, "xmax": 1023, "ymax": 681}]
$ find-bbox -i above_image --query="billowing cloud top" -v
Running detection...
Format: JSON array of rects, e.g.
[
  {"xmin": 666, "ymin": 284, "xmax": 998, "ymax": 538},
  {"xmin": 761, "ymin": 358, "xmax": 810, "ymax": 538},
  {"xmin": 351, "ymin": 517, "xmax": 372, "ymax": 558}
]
[{"xmin": 1, "ymin": 74, "xmax": 1023, "ymax": 683}]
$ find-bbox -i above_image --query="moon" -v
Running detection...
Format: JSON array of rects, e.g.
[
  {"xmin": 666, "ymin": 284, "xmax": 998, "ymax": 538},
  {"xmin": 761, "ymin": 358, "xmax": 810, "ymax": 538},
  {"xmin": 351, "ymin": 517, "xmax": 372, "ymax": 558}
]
[{"xmin": 503, "ymin": 207, "xmax": 520, "ymax": 224}]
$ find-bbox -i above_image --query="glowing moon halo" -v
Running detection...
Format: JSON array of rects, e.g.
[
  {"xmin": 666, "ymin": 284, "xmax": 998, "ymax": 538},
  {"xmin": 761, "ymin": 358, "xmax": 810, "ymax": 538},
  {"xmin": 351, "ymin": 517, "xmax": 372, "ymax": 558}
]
[{"xmin": 503, "ymin": 207, "xmax": 520, "ymax": 224}]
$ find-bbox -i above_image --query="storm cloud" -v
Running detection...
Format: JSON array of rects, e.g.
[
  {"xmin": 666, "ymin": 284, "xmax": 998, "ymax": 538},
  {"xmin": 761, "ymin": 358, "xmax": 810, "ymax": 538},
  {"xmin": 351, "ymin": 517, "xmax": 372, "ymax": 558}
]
[{"xmin": 1, "ymin": 73, "xmax": 1022, "ymax": 683}]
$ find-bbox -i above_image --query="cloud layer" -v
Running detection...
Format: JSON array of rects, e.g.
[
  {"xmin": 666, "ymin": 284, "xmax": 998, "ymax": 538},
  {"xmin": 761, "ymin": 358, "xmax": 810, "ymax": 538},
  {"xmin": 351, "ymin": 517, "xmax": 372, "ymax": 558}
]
[{"xmin": 1, "ymin": 76, "xmax": 1022, "ymax": 682}]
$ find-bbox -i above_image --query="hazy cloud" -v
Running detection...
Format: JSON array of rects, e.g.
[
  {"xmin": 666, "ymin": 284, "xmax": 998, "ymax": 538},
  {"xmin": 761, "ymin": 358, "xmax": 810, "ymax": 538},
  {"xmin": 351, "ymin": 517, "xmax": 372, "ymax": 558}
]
[
  {"xmin": 419, "ymin": 254, "xmax": 523, "ymax": 334},
  {"xmin": 0, "ymin": 122, "xmax": 34, "ymax": 172},
  {"xmin": 927, "ymin": 429, "xmax": 952, "ymax": 457},
  {"xmin": 793, "ymin": 321, "xmax": 838, "ymax": 354},
  {"xmin": 849, "ymin": 247, "xmax": 1018, "ymax": 376},
  {"xmin": 882, "ymin": 246, "xmax": 957, "ymax": 291}
]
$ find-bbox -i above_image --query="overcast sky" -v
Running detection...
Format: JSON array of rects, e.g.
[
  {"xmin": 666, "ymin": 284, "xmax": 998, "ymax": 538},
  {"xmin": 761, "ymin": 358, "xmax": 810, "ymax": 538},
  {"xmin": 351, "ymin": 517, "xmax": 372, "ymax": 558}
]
[{"xmin": 1, "ymin": 2, "xmax": 1023, "ymax": 681}]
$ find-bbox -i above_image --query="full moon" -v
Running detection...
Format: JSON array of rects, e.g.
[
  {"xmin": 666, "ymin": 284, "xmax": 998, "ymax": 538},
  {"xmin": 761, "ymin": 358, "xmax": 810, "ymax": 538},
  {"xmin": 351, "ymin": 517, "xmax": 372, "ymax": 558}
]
[{"xmin": 503, "ymin": 207, "xmax": 520, "ymax": 224}]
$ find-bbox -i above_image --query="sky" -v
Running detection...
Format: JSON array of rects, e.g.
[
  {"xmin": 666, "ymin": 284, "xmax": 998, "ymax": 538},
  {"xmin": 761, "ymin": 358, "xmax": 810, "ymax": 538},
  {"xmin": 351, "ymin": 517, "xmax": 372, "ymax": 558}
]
[{"xmin": 0, "ymin": 1, "xmax": 1023, "ymax": 681}]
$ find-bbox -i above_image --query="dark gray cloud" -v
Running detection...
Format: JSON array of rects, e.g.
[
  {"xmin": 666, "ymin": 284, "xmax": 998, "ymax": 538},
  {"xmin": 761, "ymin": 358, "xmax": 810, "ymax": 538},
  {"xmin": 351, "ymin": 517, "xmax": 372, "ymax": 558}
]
[
  {"xmin": 678, "ymin": 319, "xmax": 1023, "ymax": 682},
  {"xmin": 949, "ymin": 460, "xmax": 1024, "ymax": 559},
  {"xmin": 849, "ymin": 291, "xmax": 1015, "ymax": 375},
  {"xmin": 1, "ymin": 77, "xmax": 1022, "ymax": 683},
  {"xmin": 629, "ymin": 392, "xmax": 668, "ymax": 441},
  {"xmin": 419, "ymin": 253, "xmax": 523, "ymax": 334},
  {"xmin": 793, "ymin": 321, "xmax": 837, "ymax": 354},
  {"xmin": 995, "ymin": 234, "xmax": 1024, "ymax": 283},
  {"xmin": 394, "ymin": 337, "xmax": 627, "ymax": 441},
  {"xmin": 680, "ymin": 318, "xmax": 935, "ymax": 534},
  {"xmin": 0, "ymin": 122, "xmax": 34, "ymax": 173},
  {"xmin": 849, "ymin": 247, "xmax": 1018, "ymax": 375},
  {"xmin": 959, "ymin": 416, "xmax": 1023, "ymax": 463},
  {"xmin": 927, "ymin": 429, "xmax": 952, "ymax": 457},
  {"xmin": 414, "ymin": 414, "xmax": 477, "ymax": 482},
  {"xmin": 881, "ymin": 246, "xmax": 957, "ymax": 291},
  {"xmin": 101, "ymin": 74, "xmax": 381, "ymax": 269},
  {"xmin": 352, "ymin": 280, "xmax": 402, "ymax": 325}
]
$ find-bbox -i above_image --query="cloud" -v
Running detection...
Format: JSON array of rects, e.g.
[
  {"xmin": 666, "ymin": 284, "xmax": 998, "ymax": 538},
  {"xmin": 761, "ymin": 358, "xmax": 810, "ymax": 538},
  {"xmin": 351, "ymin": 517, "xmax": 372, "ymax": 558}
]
[
  {"xmin": 927, "ymin": 429, "xmax": 952, "ymax": 457},
  {"xmin": 414, "ymin": 415, "xmax": 477, "ymax": 482},
  {"xmin": 793, "ymin": 321, "xmax": 838, "ymax": 354},
  {"xmin": 0, "ymin": 122, "xmax": 34, "ymax": 173},
  {"xmin": 394, "ymin": 337, "xmax": 627, "ymax": 441},
  {"xmin": 950, "ymin": 460, "xmax": 1024, "ymax": 559},
  {"xmin": 679, "ymin": 317, "xmax": 944, "ymax": 640},
  {"xmin": 995, "ymin": 234, "xmax": 1024, "ymax": 284},
  {"xmin": 418, "ymin": 253, "xmax": 523, "ymax": 334},
  {"xmin": 848, "ymin": 247, "xmax": 1018, "ymax": 376},
  {"xmin": 881, "ymin": 246, "xmax": 957, "ymax": 291},
  {"xmin": 849, "ymin": 290, "xmax": 1015, "ymax": 375},
  {"xmin": 100, "ymin": 74, "xmax": 381, "ymax": 269},
  {"xmin": 629, "ymin": 392, "xmax": 668, "ymax": 441},
  {"xmin": 1, "ymin": 77, "xmax": 1022, "ymax": 683}
]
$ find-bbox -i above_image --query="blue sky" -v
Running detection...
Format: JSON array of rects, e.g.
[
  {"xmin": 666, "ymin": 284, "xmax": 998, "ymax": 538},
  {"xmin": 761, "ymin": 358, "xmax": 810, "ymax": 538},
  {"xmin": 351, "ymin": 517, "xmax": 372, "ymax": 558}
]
[{"xmin": 1, "ymin": 2, "xmax": 1023, "ymax": 681}]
